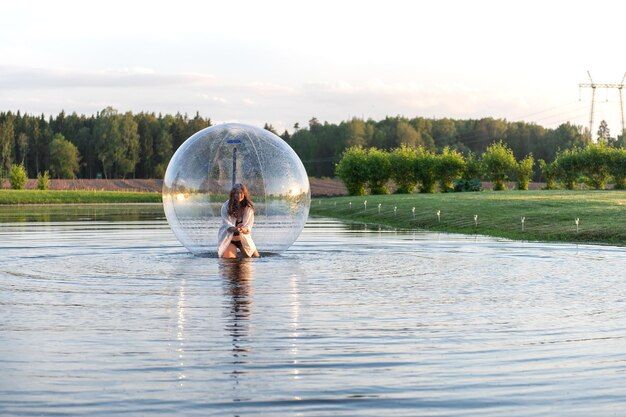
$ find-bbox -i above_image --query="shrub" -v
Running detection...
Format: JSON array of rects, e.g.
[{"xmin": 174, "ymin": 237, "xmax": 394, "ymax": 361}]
[
  {"xmin": 454, "ymin": 178, "xmax": 482, "ymax": 192},
  {"xmin": 9, "ymin": 164, "xmax": 28, "ymax": 190},
  {"xmin": 389, "ymin": 145, "xmax": 418, "ymax": 193},
  {"xmin": 608, "ymin": 147, "xmax": 626, "ymax": 189},
  {"xmin": 335, "ymin": 146, "xmax": 369, "ymax": 196},
  {"xmin": 482, "ymin": 141, "xmax": 517, "ymax": 191},
  {"xmin": 364, "ymin": 148, "xmax": 391, "ymax": 194},
  {"xmin": 462, "ymin": 152, "xmax": 482, "ymax": 181},
  {"xmin": 515, "ymin": 154, "xmax": 534, "ymax": 190},
  {"xmin": 436, "ymin": 147, "xmax": 466, "ymax": 192},
  {"xmin": 554, "ymin": 148, "xmax": 582, "ymax": 190},
  {"xmin": 580, "ymin": 143, "xmax": 612, "ymax": 190},
  {"xmin": 414, "ymin": 148, "xmax": 438, "ymax": 193},
  {"xmin": 37, "ymin": 171, "xmax": 50, "ymax": 190},
  {"xmin": 539, "ymin": 159, "xmax": 558, "ymax": 190}
]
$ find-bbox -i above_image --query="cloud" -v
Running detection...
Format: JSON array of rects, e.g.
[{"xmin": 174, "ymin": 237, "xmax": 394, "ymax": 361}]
[
  {"xmin": 299, "ymin": 79, "xmax": 526, "ymax": 120},
  {"xmin": 198, "ymin": 94, "xmax": 227, "ymax": 103},
  {"xmin": 0, "ymin": 65, "xmax": 593, "ymax": 130},
  {"xmin": 246, "ymin": 82, "xmax": 296, "ymax": 95},
  {"xmin": 0, "ymin": 66, "xmax": 216, "ymax": 89}
]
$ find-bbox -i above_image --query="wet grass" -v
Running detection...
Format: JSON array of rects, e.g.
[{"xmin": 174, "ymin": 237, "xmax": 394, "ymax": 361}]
[
  {"xmin": 0, "ymin": 189, "xmax": 161, "ymax": 204},
  {"xmin": 310, "ymin": 190, "xmax": 626, "ymax": 246}
]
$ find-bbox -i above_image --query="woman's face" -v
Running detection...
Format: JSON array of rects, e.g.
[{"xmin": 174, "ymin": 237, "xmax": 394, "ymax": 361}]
[{"xmin": 233, "ymin": 188, "xmax": 244, "ymax": 203}]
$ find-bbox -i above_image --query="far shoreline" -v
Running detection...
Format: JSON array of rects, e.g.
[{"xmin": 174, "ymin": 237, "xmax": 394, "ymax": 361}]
[{"xmin": 2, "ymin": 188, "xmax": 625, "ymax": 247}]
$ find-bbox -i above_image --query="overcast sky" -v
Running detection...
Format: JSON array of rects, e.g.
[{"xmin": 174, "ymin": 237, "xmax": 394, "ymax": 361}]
[{"xmin": 1, "ymin": 0, "xmax": 625, "ymax": 133}]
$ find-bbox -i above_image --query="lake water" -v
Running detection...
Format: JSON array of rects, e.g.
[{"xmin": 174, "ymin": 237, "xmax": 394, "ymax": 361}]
[{"xmin": 1, "ymin": 204, "xmax": 626, "ymax": 416}]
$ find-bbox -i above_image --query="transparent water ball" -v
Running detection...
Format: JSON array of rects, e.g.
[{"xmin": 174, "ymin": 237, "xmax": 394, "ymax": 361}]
[{"xmin": 163, "ymin": 123, "xmax": 310, "ymax": 256}]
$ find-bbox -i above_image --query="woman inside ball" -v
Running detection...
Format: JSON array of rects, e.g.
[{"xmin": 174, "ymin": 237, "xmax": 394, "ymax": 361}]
[{"xmin": 218, "ymin": 183, "xmax": 260, "ymax": 258}]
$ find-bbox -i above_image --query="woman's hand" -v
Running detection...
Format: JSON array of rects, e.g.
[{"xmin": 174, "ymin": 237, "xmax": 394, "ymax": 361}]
[{"xmin": 238, "ymin": 227, "xmax": 250, "ymax": 234}]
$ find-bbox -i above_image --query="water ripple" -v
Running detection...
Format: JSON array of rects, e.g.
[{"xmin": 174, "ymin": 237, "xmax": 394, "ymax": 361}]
[{"xmin": 1, "ymin": 207, "xmax": 626, "ymax": 416}]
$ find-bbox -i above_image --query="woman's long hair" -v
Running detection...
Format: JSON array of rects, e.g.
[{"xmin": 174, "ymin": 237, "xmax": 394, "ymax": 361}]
[{"xmin": 227, "ymin": 183, "xmax": 254, "ymax": 217}]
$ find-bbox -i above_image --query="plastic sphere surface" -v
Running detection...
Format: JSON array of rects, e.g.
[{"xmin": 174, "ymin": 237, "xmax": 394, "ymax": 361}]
[{"xmin": 162, "ymin": 123, "xmax": 310, "ymax": 256}]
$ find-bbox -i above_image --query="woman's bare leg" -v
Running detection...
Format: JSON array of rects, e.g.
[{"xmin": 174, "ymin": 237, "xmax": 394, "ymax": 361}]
[
  {"xmin": 242, "ymin": 249, "xmax": 260, "ymax": 258},
  {"xmin": 222, "ymin": 243, "xmax": 238, "ymax": 259}
]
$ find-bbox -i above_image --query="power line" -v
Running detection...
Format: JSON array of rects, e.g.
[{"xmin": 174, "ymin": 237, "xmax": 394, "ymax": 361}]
[
  {"xmin": 511, "ymin": 101, "xmax": 582, "ymax": 121},
  {"xmin": 531, "ymin": 105, "xmax": 588, "ymax": 123}
]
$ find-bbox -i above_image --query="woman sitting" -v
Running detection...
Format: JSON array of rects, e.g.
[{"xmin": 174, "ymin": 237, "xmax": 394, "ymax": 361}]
[{"xmin": 218, "ymin": 183, "xmax": 260, "ymax": 258}]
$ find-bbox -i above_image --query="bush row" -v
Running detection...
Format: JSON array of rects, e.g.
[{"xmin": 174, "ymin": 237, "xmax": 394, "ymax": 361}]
[
  {"xmin": 543, "ymin": 144, "xmax": 626, "ymax": 190},
  {"xmin": 336, "ymin": 142, "xmax": 626, "ymax": 195},
  {"xmin": 336, "ymin": 142, "xmax": 522, "ymax": 195}
]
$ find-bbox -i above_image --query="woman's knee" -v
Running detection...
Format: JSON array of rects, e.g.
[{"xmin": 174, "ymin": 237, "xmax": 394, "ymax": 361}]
[{"xmin": 221, "ymin": 244, "xmax": 237, "ymax": 258}]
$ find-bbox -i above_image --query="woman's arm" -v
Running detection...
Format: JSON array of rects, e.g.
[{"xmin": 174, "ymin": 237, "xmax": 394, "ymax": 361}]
[
  {"xmin": 240, "ymin": 206, "xmax": 254, "ymax": 231},
  {"xmin": 221, "ymin": 202, "xmax": 237, "ymax": 228}
]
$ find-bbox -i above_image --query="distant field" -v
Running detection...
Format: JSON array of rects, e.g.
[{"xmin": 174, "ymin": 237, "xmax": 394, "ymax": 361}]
[
  {"xmin": 310, "ymin": 191, "xmax": 626, "ymax": 246},
  {"xmin": 0, "ymin": 178, "xmax": 163, "ymax": 192},
  {"xmin": 0, "ymin": 177, "xmax": 349, "ymax": 196},
  {"xmin": 0, "ymin": 190, "xmax": 161, "ymax": 204}
]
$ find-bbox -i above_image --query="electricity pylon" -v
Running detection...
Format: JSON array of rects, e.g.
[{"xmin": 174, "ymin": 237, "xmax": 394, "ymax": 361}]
[{"xmin": 578, "ymin": 71, "xmax": 626, "ymax": 137}]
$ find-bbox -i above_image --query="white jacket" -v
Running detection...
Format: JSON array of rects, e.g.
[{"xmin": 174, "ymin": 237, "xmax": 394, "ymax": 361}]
[{"xmin": 217, "ymin": 201, "xmax": 257, "ymax": 257}]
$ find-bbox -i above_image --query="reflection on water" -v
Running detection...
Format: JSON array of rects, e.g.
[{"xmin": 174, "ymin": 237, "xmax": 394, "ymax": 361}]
[
  {"xmin": 176, "ymin": 276, "xmax": 187, "ymax": 387},
  {"xmin": 288, "ymin": 273, "xmax": 301, "ymax": 385},
  {"xmin": 0, "ymin": 203, "xmax": 165, "ymax": 223},
  {"xmin": 219, "ymin": 259, "xmax": 254, "ymax": 403},
  {"xmin": 220, "ymin": 260, "xmax": 254, "ymax": 355},
  {"xmin": 1, "ymin": 206, "xmax": 626, "ymax": 417}
]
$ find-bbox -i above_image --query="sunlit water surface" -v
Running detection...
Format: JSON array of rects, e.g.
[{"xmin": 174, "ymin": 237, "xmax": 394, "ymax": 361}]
[{"xmin": 1, "ymin": 204, "xmax": 625, "ymax": 416}]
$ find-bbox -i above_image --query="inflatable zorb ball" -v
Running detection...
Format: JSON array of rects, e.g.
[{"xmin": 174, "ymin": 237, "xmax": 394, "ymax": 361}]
[{"xmin": 163, "ymin": 123, "xmax": 310, "ymax": 256}]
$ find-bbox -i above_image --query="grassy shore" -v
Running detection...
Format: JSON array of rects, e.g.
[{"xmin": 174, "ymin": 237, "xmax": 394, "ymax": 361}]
[
  {"xmin": 0, "ymin": 189, "xmax": 161, "ymax": 204},
  {"xmin": 310, "ymin": 190, "xmax": 626, "ymax": 246}
]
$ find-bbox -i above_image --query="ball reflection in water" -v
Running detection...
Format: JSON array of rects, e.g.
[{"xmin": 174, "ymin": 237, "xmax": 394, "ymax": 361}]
[{"xmin": 163, "ymin": 123, "xmax": 310, "ymax": 256}]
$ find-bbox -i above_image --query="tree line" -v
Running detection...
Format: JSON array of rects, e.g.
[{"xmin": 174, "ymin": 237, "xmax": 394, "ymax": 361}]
[
  {"xmin": 335, "ymin": 141, "xmax": 626, "ymax": 196},
  {"xmin": 1, "ymin": 108, "xmax": 624, "ymax": 180},
  {"xmin": 0, "ymin": 107, "xmax": 211, "ymax": 179},
  {"xmin": 288, "ymin": 117, "xmax": 624, "ymax": 177}
]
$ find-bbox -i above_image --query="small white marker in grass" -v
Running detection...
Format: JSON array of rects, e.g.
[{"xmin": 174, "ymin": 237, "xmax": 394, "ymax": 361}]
[
  {"xmin": 394, "ymin": 206, "xmax": 397, "ymax": 215},
  {"xmin": 412, "ymin": 207, "xmax": 416, "ymax": 219},
  {"xmin": 521, "ymin": 216, "xmax": 525, "ymax": 231},
  {"xmin": 349, "ymin": 201, "xmax": 352, "ymax": 208},
  {"xmin": 363, "ymin": 200, "xmax": 367, "ymax": 211},
  {"xmin": 378, "ymin": 203, "xmax": 381, "ymax": 213},
  {"xmin": 437, "ymin": 210, "xmax": 441, "ymax": 223},
  {"xmin": 474, "ymin": 214, "xmax": 478, "ymax": 227},
  {"xmin": 575, "ymin": 218, "xmax": 580, "ymax": 233}
]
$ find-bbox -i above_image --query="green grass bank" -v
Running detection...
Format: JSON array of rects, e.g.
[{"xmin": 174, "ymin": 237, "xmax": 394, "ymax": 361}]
[
  {"xmin": 310, "ymin": 190, "xmax": 626, "ymax": 246},
  {"xmin": 0, "ymin": 189, "xmax": 162, "ymax": 205}
]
